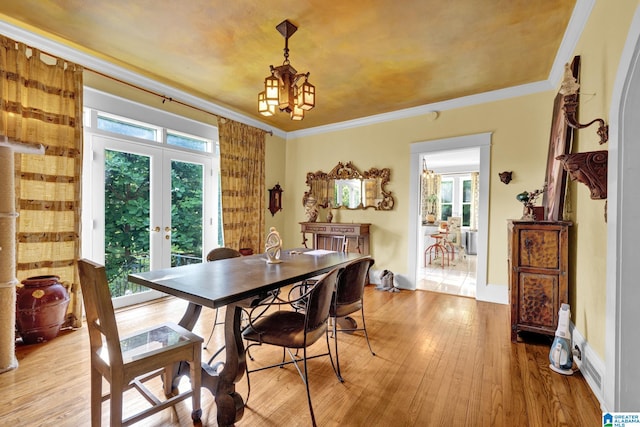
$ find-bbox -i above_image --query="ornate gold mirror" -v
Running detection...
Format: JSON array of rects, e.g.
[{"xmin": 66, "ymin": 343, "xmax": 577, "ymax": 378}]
[{"xmin": 303, "ymin": 161, "xmax": 394, "ymax": 210}]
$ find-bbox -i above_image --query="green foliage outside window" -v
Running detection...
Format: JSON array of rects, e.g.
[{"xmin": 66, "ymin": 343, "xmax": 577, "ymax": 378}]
[{"xmin": 104, "ymin": 151, "xmax": 204, "ymax": 297}]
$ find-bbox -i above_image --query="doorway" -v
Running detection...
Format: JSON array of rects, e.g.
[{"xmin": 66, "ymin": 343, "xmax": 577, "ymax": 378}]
[
  {"xmin": 417, "ymin": 149, "xmax": 479, "ymax": 298},
  {"xmin": 407, "ymin": 133, "xmax": 503, "ymax": 303},
  {"xmin": 86, "ymin": 135, "xmax": 216, "ymax": 308}
]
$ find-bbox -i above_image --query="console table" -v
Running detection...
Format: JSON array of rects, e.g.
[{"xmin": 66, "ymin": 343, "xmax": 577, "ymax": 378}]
[{"xmin": 300, "ymin": 222, "xmax": 370, "ymax": 255}]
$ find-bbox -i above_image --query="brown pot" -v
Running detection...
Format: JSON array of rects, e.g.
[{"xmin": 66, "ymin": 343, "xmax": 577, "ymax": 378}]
[{"xmin": 16, "ymin": 275, "xmax": 70, "ymax": 344}]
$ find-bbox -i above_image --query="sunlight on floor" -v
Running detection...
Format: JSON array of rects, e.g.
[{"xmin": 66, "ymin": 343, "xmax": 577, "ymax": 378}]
[{"xmin": 417, "ymin": 252, "xmax": 477, "ymax": 298}]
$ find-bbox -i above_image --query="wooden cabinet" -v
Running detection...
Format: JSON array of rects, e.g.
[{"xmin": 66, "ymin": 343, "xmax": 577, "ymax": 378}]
[
  {"xmin": 300, "ymin": 222, "xmax": 370, "ymax": 255},
  {"xmin": 507, "ymin": 220, "xmax": 571, "ymax": 342}
]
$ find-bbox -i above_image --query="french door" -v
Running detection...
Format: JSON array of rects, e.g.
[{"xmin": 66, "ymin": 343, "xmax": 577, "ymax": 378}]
[{"xmin": 86, "ymin": 135, "xmax": 216, "ymax": 308}]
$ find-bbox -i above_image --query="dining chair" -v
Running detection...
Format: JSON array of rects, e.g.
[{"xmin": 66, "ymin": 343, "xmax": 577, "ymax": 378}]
[
  {"xmin": 204, "ymin": 247, "xmax": 280, "ymax": 366},
  {"xmin": 203, "ymin": 247, "xmax": 242, "ymax": 351},
  {"xmin": 314, "ymin": 234, "xmax": 348, "ymax": 252},
  {"xmin": 330, "ymin": 257, "xmax": 376, "ymax": 382},
  {"xmin": 242, "ymin": 267, "xmax": 341, "ymax": 427},
  {"xmin": 77, "ymin": 258, "xmax": 203, "ymax": 427}
]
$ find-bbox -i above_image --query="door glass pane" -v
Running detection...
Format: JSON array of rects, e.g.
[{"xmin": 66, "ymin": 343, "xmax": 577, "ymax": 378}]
[
  {"xmin": 171, "ymin": 160, "xmax": 204, "ymax": 267},
  {"xmin": 104, "ymin": 150, "xmax": 151, "ymax": 298}
]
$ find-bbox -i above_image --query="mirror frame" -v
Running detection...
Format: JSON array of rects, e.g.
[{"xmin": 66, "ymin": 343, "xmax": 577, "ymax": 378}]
[{"xmin": 304, "ymin": 161, "xmax": 394, "ymax": 210}]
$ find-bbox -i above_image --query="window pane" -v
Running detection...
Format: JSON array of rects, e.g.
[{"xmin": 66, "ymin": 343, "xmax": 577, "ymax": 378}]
[
  {"xmin": 462, "ymin": 204, "xmax": 471, "ymax": 226},
  {"xmin": 97, "ymin": 115, "xmax": 157, "ymax": 141},
  {"xmin": 441, "ymin": 181, "xmax": 453, "ymax": 203},
  {"xmin": 167, "ymin": 133, "xmax": 209, "ymax": 152},
  {"xmin": 171, "ymin": 160, "xmax": 204, "ymax": 266},
  {"xmin": 441, "ymin": 204, "xmax": 452, "ymax": 221},
  {"xmin": 463, "ymin": 180, "xmax": 472, "ymax": 203},
  {"xmin": 104, "ymin": 150, "xmax": 151, "ymax": 298}
]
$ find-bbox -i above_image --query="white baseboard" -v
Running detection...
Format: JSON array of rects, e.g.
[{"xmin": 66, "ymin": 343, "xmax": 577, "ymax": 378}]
[
  {"xmin": 476, "ymin": 282, "xmax": 508, "ymax": 304},
  {"xmin": 571, "ymin": 324, "xmax": 607, "ymax": 411}
]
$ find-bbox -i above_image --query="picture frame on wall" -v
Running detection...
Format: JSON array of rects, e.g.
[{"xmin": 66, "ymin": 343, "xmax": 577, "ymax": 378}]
[{"xmin": 542, "ymin": 56, "xmax": 580, "ymax": 222}]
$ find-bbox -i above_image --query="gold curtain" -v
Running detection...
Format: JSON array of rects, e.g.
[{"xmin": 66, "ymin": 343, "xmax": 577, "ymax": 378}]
[
  {"xmin": 470, "ymin": 172, "xmax": 479, "ymax": 230},
  {"xmin": 420, "ymin": 172, "xmax": 441, "ymax": 222},
  {"xmin": 218, "ymin": 118, "xmax": 266, "ymax": 253},
  {"xmin": 0, "ymin": 35, "xmax": 83, "ymax": 328}
]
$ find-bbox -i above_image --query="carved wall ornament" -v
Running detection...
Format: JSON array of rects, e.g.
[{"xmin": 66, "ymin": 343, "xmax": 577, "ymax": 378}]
[
  {"xmin": 559, "ymin": 58, "xmax": 609, "ymax": 145},
  {"xmin": 556, "ymin": 150, "xmax": 607, "ymax": 200},
  {"xmin": 499, "ymin": 171, "xmax": 513, "ymax": 184}
]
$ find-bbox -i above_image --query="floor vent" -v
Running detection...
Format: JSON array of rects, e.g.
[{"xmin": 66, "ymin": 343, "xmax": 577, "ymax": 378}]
[{"xmin": 583, "ymin": 356, "xmax": 603, "ymax": 391}]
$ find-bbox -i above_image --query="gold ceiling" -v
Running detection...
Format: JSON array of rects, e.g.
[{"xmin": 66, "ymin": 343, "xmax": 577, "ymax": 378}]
[{"xmin": 0, "ymin": 1, "xmax": 577, "ymax": 132}]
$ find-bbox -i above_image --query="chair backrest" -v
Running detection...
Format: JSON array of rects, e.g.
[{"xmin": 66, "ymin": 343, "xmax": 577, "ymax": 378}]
[
  {"xmin": 78, "ymin": 259, "xmax": 124, "ymax": 366},
  {"xmin": 334, "ymin": 257, "xmax": 375, "ymax": 307},
  {"xmin": 304, "ymin": 267, "xmax": 340, "ymax": 334},
  {"xmin": 446, "ymin": 216, "xmax": 462, "ymax": 246},
  {"xmin": 206, "ymin": 247, "xmax": 242, "ymax": 262},
  {"xmin": 329, "ymin": 235, "xmax": 348, "ymax": 252}
]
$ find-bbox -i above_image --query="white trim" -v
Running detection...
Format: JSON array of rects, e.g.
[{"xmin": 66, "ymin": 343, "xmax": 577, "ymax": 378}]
[
  {"xmin": 288, "ymin": 82, "xmax": 551, "ymax": 139},
  {"xmin": 605, "ymin": 4, "xmax": 640, "ymax": 412},
  {"xmin": 572, "ymin": 324, "xmax": 606, "ymax": 410},
  {"xmin": 547, "ymin": 0, "xmax": 597, "ymax": 84}
]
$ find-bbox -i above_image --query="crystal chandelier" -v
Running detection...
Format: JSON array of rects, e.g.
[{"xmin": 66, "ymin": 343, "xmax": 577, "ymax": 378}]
[{"xmin": 258, "ymin": 20, "xmax": 315, "ymax": 121}]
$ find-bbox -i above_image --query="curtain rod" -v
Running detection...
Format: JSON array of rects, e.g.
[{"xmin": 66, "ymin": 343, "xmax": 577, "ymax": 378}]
[
  {"xmin": 3, "ymin": 34, "xmax": 274, "ymax": 137},
  {"xmin": 86, "ymin": 68, "xmax": 273, "ymax": 136}
]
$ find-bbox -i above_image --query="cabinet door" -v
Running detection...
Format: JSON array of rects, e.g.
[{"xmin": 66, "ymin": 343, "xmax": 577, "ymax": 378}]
[
  {"xmin": 518, "ymin": 229, "xmax": 559, "ymax": 269},
  {"xmin": 517, "ymin": 271, "xmax": 558, "ymax": 328}
]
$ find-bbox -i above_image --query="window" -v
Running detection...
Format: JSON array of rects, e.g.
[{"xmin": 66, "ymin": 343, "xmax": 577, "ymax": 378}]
[
  {"xmin": 439, "ymin": 174, "xmax": 473, "ymax": 227},
  {"xmin": 83, "ymin": 89, "xmax": 219, "ymax": 307},
  {"xmin": 167, "ymin": 131, "xmax": 211, "ymax": 153},
  {"xmin": 97, "ymin": 113, "xmax": 160, "ymax": 142},
  {"xmin": 440, "ymin": 179, "xmax": 453, "ymax": 220}
]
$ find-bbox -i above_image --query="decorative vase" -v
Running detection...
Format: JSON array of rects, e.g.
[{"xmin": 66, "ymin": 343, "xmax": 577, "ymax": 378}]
[{"xmin": 16, "ymin": 275, "xmax": 70, "ymax": 344}]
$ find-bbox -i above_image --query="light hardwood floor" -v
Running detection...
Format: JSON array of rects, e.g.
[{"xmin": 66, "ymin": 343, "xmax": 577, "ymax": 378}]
[{"xmin": 0, "ymin": 286, "xmax": 602, "ymax": 426}]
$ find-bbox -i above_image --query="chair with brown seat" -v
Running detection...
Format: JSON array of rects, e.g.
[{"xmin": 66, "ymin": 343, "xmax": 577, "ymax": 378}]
[
  {"xmin": 78, "ymin": 259, "xmax": 203, "ymax": 427},
  {"xmin": 330, "ymin": 257, "xmax": 376, "ymax": 382},
  {"xmin": 242, "ymin": 267, "xmax": 341, "ymax": 427}
]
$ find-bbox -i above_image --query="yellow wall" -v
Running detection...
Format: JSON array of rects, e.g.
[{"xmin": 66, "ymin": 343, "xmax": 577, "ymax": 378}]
[{"xmin": 282, "ymin": 91, "xmax": 555, "ymax": 290}]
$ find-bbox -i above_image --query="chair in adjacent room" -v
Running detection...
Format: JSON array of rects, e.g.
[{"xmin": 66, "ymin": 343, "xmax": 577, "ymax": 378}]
[
  {"xmin": 330, "ymin": 257, "xmax": 376, "ymax": 382},
  {"xmin": 446, "ymin": 216, "xmax": 466, "ymax": 262},
  {"xmin": 77, "ymin": 258, "xmax": 203, "ymax": 427},
  {"xmin": 242, "ymin": 267, "xmax": 341, "ymax": 427}
]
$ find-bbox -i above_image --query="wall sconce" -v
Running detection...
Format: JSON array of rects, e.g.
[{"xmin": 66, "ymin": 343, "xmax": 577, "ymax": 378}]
[
  {"xmin": 498, "ymin": 171, "xmax": 513, "ymax": 185},
  {"xmin": 268, "ymin": 183, "xmax": 283, "ymax": 216},
  {"xmin": 559, "ymin": 61, "xmax": 609, "ymax": 144}
]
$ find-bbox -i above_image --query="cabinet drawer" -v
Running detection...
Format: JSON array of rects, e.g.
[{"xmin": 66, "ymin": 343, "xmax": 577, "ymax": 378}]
[{"xmin": 518, "ymin": 229, "xmax": 559, "ymax": 269}]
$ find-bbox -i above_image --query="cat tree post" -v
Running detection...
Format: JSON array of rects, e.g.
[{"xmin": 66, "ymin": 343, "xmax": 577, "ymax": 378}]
[{"xmin": 0, "ymin": 137, "xmax": 44, "ymax": 373}]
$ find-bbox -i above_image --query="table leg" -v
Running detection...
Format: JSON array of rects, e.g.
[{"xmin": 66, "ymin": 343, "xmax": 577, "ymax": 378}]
[{"xmin": 173, "ymin": 301, "xmax": 247, "ymax": 426}]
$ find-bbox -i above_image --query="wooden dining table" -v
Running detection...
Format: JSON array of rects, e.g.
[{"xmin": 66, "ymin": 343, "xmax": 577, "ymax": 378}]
[{"xmin": 128, "ymin": 248, "xmax": 366, "ymax": 426}]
